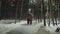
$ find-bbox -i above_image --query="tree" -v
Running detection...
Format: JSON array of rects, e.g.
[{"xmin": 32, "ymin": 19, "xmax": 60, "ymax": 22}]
[
  {"xmin": 15, "ymin": 0, "xmax": 19, "ymax": 23},
  {"xmin": 42, "ymin": 0, "xmax": 46, "ymax": 26}
]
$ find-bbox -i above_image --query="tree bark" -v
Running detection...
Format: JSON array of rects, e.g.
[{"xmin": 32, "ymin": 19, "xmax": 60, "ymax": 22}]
[
  {"xmin": 15, "ymin": 1, "xmax": 19, "ymax": 23},
  {"xmin": 42, "ymin": 0, "xmax": 46, "ymax": 26}
]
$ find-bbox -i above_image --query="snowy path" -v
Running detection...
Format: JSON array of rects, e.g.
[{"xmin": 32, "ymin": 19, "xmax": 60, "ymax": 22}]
[
  {"xmin": 0, "ymin": 20, "xmax": 60, "ymax": 34},
  {"xmin": 0, "ymin": 20, "xmax": 42, "ymax": 34}
]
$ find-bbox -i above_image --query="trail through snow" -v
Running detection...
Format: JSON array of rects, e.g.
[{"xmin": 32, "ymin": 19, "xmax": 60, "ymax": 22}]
[{"xmin": 0, "ymin": 20, "xmax": 60, "ymax": 34}]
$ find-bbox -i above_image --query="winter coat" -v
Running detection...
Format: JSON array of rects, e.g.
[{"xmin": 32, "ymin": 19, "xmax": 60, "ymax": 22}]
[{"xmin": 27, "ymin": 14, "xmax": 33, "ymax": 20}]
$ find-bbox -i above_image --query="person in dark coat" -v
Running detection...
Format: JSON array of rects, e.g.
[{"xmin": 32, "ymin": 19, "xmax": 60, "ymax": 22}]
[{"xmin": 27, "ymin": 14, "xmax": 33, "ymax": 25}]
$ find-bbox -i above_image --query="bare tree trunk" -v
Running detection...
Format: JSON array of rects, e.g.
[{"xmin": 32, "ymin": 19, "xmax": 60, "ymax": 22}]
[
  {"xmin": 55, "ymin": 6, "xmax": 57, "ymax": 25},
  {"xmin": 54, "ymin": 0, "xmax": 57, "ymax": 25},
  {"xmin": 50, "ymin": 0, "xmax": 55, "ymax": 26},
  {"xmin": 42, "ymin": 0, "xmax": 46, "ymax": 26},
  {"xmin": 46, "ymin": 1, "xmax": 51, "ymax": 26},
  {"xmin": 54, "ymin": 11, "xmax": 57, "ymax": 25},
  {"xmin": 52, "ymin": 11, "xmax": 55, "ymax": 26},
  {"xmin": 15, "ymin": 1, "xmax": 19, "ymax": 23},
  {"xmin": 19, "ymin": 0, "xmax": 23, "ymax": 22},
  {"xmin": 0, "ymin": 1, "xmax": 1, "ymax": 20},
  {"xmin": 52, "ymin": 17, "xmax": 55, "ymax": 26},
  {"xmin": 38, "ymin": 13, "xmax": 40, "ymax": 22},
  {"xmin": 55, "ymin": 16, "xmax": 57, "ymax": 25},
  {"xmin": 40, "ymin": 4, "xmax": 43, "ymax": 22},
  {"xmin": 58, "ymin": 3, "xmax": 59, "ymax": 23},
  {"xmin": 48, "ymin": 5, "xmax": 51, "ymax": 26}
]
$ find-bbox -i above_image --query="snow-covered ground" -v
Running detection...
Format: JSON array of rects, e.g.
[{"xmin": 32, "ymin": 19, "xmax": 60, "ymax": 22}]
[{"xmin": 0, "ymin": 20, "xmax": 60, "ymax": 34}]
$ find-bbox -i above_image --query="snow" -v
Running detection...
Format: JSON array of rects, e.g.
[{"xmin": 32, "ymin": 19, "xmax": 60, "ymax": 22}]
[{"xmin": 0, "ymin": 20, "xmax": 60, "ymax": 34}]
